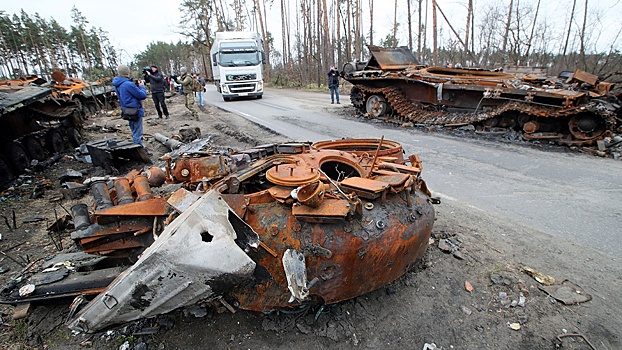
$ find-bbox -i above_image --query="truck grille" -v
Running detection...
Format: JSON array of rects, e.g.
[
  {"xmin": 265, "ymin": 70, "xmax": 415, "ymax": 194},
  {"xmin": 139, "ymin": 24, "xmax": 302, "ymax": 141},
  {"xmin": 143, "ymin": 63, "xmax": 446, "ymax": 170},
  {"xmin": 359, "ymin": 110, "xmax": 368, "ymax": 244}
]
[
  {"xmin": 227, "ymin": 74, "xmax": 257, "ymax": 81},
  {"xmin": 229, "ymin": 83, "xmax": 256, "ymax": 93}
]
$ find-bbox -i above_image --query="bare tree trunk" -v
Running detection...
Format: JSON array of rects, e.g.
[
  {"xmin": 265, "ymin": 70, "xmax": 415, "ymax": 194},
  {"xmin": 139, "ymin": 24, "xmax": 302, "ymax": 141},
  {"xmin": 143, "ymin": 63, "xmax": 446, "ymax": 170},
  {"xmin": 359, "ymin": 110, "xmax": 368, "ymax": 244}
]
[
  {"xmin": 337, "ymin": 0, "xmax": 342, "ymax": 65},
  {"xmin": 525, "ymin": 0, "xmax": 540, "ymax": 63},
  {"xmin": 281, "ymin": 0, "xmax": 288, "ymax": 67},
  {"xmin": 579, "ymin": 0, "xmax": 588, "ymax": 69},
  {"xmin": 514, "ymin": 0, "xmax": 521, "ymax": 64},
  {"xmin": 407, "ymin": 0, "xmax": 412, "ymax": 50},
  {"xmin": 322, "ymin": 0, "xmax": 331, "ymax": 67},
  {"xmin": 393, "ymin": 0, "xmax": 398, "ymax": 47},
  {"xmin": 432, "ymin": 0, "xmax": 438, "ymax": 66},
  {"xmin": 465, "ymin": 0, "xmax": 472, "ymax": 57},
  {"xmin": 254, "ymin": 0, "xmax": 270, "ymax": 71},
  {"xmin": 347, "ymin": 0, "xmax": 351, "ymax": 61},
  {"xmin": 562, "ymin": 0, "xmax": 577, "ymax": 57},
  {"xmin": 417, "ymin": 0, "xmax": 422, "ymax": 61},
  {"xmin": 356, "ymin": 0, "xmax": 362, "ymax": 59},
  {"xmin": 369, "ymin": 0, "xmax": 374, "ymax": 46},
  {"xmin": 502, "ymin": 0, "xmax": 514, "ymax": 54}
]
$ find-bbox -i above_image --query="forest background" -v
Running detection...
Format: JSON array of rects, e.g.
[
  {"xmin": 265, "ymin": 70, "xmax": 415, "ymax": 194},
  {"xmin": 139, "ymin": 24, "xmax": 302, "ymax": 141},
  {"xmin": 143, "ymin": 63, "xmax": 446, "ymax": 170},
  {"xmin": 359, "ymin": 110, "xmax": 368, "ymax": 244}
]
[{"xmin": 1, "ymin": 0, "xmax": 621, "ymax": 88}]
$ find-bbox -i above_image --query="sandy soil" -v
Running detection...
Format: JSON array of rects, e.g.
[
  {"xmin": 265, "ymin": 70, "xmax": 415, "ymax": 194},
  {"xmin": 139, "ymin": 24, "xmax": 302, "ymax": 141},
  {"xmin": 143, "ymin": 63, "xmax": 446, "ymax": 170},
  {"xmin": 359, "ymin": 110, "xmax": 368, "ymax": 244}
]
[{"xmin": 0, "ymin": 92, "xmax": 619, "ymax": 350}]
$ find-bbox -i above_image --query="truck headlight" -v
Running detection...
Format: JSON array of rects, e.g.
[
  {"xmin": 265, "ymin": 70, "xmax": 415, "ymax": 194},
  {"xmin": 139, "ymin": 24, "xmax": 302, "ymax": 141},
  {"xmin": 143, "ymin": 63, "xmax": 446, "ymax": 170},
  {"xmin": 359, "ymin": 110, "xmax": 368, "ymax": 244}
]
[
  {"xmin": 221, "ymin": 84, "xmax": 229, "ymax": 93},
  {"xmin": 257, "ymin": 81, "xmax": 263, "ymax": 91}
]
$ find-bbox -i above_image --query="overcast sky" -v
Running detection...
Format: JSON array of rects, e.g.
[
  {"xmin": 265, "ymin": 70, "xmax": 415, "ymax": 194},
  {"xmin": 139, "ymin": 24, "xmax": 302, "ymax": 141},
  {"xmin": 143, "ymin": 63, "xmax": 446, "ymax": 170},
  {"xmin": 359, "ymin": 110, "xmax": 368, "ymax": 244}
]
[{"xmin": 3, "ymin": 0, "xmax": 622, "ymax": 64}]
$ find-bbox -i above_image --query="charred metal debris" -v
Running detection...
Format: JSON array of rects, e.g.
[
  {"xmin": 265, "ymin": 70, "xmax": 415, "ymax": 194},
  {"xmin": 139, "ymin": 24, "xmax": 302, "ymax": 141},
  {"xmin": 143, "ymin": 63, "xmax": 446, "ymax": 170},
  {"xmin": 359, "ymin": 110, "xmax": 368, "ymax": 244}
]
[
  {"xmin": 0, "ymin": 138, "xmax": 437, "ymax": 333},
  {"xmin": 343, "ymin": 45, "xmax": 622, "ymax": 150},
  {"xmin": 0, "ymin": 72, "xmax": 117, "ymax": 186}
]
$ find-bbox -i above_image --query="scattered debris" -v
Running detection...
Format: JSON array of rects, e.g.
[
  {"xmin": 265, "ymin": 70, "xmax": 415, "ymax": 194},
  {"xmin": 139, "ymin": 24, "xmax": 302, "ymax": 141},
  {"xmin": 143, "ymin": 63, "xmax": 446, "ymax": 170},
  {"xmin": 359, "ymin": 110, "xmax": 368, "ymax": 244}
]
[
  {"xmin": 52, "ymin": 138, "xmax": 437, "ymax": 332},
  {"xmin": 490, "ymin": 273, "xmax": 512, "ymax": 286},
  {"xmin": 522, "ymin": 266, "xmax": 555, "ymax": 285},
  {"xmin": 464, "ymin": 281, "xmax": 474, "ymax": 292},
  {"xmin": 539, "ymin": 280, "xmax": 592, "ymax": 305},
  {"xmin": 508, "ymin": 322, "xmax": 521, "ymax": 331},
  {"xmin": 86, "ymin": 138, "xmax": 152, "ymax": 173},
  {"xmin": 555, "ymin": 333, "xmax": 597, "ymax": 350}
]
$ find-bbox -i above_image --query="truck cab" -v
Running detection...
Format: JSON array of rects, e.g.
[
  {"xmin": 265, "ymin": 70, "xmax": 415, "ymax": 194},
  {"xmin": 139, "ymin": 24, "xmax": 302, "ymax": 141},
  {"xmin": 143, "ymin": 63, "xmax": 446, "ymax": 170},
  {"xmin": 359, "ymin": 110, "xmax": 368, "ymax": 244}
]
[{"xmin": 211, "ymin": 32, "xmax": 265, "ymax": 101}]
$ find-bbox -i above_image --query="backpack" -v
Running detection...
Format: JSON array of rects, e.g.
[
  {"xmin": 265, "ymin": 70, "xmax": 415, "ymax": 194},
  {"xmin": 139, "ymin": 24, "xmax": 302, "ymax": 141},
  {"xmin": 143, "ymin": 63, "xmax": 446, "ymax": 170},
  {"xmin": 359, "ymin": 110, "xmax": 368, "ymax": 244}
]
[{"xmin": 191, "ymin": 77, "xmax": 202, "ymax": 92}]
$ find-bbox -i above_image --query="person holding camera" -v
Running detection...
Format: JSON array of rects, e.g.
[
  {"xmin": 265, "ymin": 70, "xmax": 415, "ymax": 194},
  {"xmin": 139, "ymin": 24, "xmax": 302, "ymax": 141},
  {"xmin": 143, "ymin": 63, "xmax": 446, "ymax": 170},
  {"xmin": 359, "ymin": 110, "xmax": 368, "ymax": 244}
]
[
  {"xmin": 144, "ymin": 65, "xmax": 170, "ymax": 119},
  {"xmin": 112, "ymin": 64, "xmax": 148, "ymax": 148},
  {"xmin": 177, "ymin": 67, "xmax": 198, "ymax": 120},
  {"xmin": 327, "ymin": 64, "xmax": 341, "ymax": 104}
]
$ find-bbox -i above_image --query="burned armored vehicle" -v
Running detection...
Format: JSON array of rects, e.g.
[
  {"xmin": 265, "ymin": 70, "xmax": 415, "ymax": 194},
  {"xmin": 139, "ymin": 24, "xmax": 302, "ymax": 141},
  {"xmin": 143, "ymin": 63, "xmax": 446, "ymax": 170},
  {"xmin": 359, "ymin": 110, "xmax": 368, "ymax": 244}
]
[
  {"xmin": 0, "ymin": 138, "xmax": 436, "ymax": 332},
  {"xmin": 0, "ymin": 73, "xmax": 116, "ymax": 186},
  {"xmin": 343, "ymin": 46, "xmax": 621, "ymax": 146}
]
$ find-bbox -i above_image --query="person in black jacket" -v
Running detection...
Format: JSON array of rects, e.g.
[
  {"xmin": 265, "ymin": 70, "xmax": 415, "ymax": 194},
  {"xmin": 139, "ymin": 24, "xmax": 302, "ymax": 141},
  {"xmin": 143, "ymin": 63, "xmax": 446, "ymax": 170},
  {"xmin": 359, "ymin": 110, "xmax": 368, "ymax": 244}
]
[
  {"xmin": 144, "ymin": 65, "xmax": 170, "ymax": 119},
  {"xmin": 327, "ymin": 65, "xmax": 340, "ymax": 104}
]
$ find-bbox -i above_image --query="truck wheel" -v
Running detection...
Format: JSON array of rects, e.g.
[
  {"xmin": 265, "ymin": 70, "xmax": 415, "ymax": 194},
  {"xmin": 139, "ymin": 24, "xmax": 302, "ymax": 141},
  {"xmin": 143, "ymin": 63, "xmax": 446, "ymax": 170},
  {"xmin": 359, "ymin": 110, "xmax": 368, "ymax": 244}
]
[
  {"xmin": 366, "ymin": 94, "xmax": 390, "ymax": 117},
  {"xmin": 0, "ymin": 155, "xmax": 15, "ymax": 186},
  {"xmin": 45, "ymin": 130, "xmax": 65, "ymax": 154},
  {"xmin": 6, "ymin": 142, "xmax": 31, "ymax": 174},
  {"xmin": 223, "ymin": 96, "xmax": 231, "ymax": 102},
  {"xmin": 256, "ymin": 95, "xmax": 263, "ymax": 99},
  {"xmin": 67, "ymin": 127, "xmax": 83, "ymax": 147},
  {"xmin": 23, "ymin": 137, "xmax": 46, "ymax": 161}
]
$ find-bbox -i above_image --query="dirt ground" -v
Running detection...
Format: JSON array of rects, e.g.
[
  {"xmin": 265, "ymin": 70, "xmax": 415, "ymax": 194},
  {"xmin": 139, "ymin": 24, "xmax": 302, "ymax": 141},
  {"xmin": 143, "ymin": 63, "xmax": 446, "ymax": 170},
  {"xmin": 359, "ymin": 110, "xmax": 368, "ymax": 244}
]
[{"xmin": 0, "ymin": 92, "xmax": 620, "ymax": 350}]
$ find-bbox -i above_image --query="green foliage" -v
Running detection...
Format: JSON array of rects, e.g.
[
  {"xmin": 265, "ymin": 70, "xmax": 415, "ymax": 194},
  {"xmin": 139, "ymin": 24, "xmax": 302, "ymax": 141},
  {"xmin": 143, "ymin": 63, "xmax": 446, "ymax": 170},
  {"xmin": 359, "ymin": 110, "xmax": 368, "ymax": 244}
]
[{"xmin": 0, "ymin": 7, "xmax": 117, "ymax": 79}]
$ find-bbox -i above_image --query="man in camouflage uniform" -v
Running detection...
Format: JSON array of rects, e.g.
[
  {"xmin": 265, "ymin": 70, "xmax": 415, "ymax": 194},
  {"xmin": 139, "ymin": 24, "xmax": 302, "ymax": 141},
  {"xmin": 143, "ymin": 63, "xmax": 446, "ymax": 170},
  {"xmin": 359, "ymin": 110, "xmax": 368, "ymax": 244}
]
[{"xmin": 178, "ymin": 67, "xmax": 198, "ymax": 120}]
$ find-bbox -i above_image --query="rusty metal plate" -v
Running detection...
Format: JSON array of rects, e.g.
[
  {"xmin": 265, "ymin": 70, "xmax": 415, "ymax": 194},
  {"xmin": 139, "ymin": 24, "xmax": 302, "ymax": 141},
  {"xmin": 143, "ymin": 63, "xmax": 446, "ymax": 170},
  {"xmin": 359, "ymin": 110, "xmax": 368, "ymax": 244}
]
[
  {"xmin": 340, "ymin": 177, "xmax": 388, "ymax": 193},
  {"xmin": 292, "ymin": 198, "xmax": 351, "ymax": 217},
  {"xmin": 167, "ymin": 188, "xmax": 201, "ymax": 213},
  {"xmin": 378, "ymin": 162, "xmax": 421, "ymax": 174},
  {"xmin": 312, "ymin": 139, "xmax": 405, "ymax": 164},
  {"xmin": 569, "ymin": 69, "xmax": 598, "ymax": 86},
  {"xmin": 371, "ymin": 171, "xmax": 410, "ymax": 187},
  {"xmin": 266, "ymin": 163, "xmax": 320, "ymax": 187},
  {"xmin": 268, "ymin": 186, "xmax": 293, "ymax": 202},
  {"xmin": 367, "ymin": 45, "xmax": 420, "ymax": 70},
  {"xmin": 95, "ymin": 197, "xmax": 167, "ymax": 217}
]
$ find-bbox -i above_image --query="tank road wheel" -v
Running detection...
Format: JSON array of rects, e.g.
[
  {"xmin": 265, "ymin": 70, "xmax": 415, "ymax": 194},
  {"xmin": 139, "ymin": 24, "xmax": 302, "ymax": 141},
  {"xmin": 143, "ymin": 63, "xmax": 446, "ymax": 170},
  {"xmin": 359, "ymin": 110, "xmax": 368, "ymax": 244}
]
[
  {"xmin": 365, "ymin": 94, "xmax": 389, "ymax": 117},
  {"xmin": 45, "ymin": 130, "xmax": 65, "ymax": 154},
  {"xmin": 6, "ymin": 142, "xmax": 31, "ymax": 174},
  {"xmin": 568, "ymin": 114, "xmax": 606, "ymax": 140},
  {"xmin": 0, "ymin": 155, "xmax": 15, "ymax": 186},
  {"xmin": 350, "ymin": 87, "xmax": 365, "ymax": 110},
  {"xmin": 66, "ymin": 127, "xmax": 83, "ymax": 147},
  {"xmin": 22, "ymin": 137, "xmax": 46, "ymax": 161}
]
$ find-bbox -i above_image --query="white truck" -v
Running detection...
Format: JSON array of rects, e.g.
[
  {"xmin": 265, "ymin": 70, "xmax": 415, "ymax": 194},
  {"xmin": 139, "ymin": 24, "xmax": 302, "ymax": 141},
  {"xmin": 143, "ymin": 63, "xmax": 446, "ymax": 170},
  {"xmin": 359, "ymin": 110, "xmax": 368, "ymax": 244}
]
[{"xmin": 210, "ymin": 31, "xmax": 265, "ymax": 101}]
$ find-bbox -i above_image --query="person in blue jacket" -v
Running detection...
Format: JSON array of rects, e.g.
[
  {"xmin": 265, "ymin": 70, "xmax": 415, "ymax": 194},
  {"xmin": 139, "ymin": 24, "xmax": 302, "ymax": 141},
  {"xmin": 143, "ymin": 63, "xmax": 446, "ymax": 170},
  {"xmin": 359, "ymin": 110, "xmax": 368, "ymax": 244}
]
[{"xmin": 113, "ymin": 64, "xmax": 148, "ymax": 147}]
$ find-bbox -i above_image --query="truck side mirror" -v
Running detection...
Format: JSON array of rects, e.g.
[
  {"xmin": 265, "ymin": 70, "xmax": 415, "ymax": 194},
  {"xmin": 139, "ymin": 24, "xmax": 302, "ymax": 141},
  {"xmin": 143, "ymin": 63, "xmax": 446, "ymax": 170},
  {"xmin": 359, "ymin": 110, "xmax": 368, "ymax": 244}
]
[
  {"xmin": 212, "ymin": 53, "xmax": 217, "ymax": 66},
  {"xmin": 261, "ymin": 52, "xmax": 266, "ymax": 64}
]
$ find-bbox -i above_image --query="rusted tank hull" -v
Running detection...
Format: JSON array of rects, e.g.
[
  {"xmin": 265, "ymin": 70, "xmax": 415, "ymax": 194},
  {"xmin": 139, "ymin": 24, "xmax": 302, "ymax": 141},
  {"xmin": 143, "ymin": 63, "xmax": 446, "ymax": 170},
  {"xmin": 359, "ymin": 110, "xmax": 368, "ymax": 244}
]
[
  {"xmin": 344, "ymin": 46, "xmax": 621, "ymax": 145},
  {"xmin": 230, "ymin": 189, "xmax": 434, "ymax": 310},
  {"xmin": 62, "ymin": 138, "xmax": 436, "ymax": 332}
]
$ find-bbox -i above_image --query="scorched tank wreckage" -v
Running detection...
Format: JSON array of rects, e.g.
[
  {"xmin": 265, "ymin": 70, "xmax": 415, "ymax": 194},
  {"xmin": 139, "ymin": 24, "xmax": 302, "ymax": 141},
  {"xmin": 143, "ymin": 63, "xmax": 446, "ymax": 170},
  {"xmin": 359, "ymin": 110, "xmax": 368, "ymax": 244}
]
[
  {"xmin": 343, "ymin": 46, "xmax": 622, "ymax": 146},
  {"xmin": 0, "ymin": 138, "xmax": 437, "ymax": 333},
  {"xmin": 0, "ymin": 71, "xmax": 116, "ymax": 186}
]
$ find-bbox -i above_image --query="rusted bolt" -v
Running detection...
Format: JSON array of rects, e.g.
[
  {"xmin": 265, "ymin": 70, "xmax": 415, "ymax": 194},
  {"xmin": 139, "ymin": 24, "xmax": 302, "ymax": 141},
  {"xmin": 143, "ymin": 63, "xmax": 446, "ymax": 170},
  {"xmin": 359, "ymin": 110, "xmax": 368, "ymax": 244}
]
[
  {"xmin": 376, "ymin": 220, "xmax": 387, "ymax": 230},
  {"xmin": 364, "ymin": 202, "xmax": 374, "ymax": 210},
  {"xmin": 289, "ymin": 167, "xmax": 294, "ymax": 176},
  {"xmin": 269, "ymin": 226, "xmax": 279, "ymax": 236},
  {"xmin": 293, "ymin": 221, "xmax": 302, "ymax": 232},
  {"xmin": 181, "ymin": 168, "xmax": 190, "ymax": 177}
]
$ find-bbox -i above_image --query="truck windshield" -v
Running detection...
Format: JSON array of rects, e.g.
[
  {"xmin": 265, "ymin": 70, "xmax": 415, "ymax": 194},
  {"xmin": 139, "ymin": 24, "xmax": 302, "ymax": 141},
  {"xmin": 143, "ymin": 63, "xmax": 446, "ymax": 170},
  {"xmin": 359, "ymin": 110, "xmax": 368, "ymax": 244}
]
[{"xmin": 219, "ymin": 52, "xmax": 260, "ymax": 67}]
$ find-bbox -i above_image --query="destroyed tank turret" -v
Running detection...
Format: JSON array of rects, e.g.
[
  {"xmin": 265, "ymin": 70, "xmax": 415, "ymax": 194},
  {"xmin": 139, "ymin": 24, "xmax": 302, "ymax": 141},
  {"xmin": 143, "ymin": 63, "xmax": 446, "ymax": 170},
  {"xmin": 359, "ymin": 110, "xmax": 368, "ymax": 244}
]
[
  {"xmin": 0, "ymin": 72, "xmax": 116, "ymax": 186},
  {"xmin": 343, "ymin": 45, "xmax": 622, "ymax": 146},
  {"xmin": 52, "ymin": 138, "xmax": 437, "ymax": 332}
]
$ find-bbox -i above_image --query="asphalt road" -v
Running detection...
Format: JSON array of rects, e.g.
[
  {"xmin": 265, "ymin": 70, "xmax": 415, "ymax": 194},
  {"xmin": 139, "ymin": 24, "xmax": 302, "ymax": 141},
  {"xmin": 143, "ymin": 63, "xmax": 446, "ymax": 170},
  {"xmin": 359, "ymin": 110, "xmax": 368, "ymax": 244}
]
[{"xmin": 204, "ymin": 87, "xmax": 622, "ymax": 259}]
